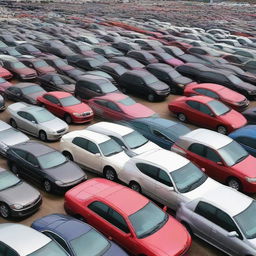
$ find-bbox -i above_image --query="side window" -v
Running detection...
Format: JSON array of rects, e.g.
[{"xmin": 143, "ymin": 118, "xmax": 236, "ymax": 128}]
[
  {"xmin": 13, "ymin": 148, "xmax": 27, "ymax": 159},
  {"xmin": 199, "ymin": 103, "xmax": 212, "ymax": 115},
  {"xmin": 136, "ymin": 163, "xmax": 158, "ymax": 180},
  {"xmin": 94, "ymin": 100, "xmax": 108, "ymax": 107},
  {"xmin": 0, "ymin": 242, "xmax": 6, "ymax": 254},
  {"xmin": 236, "ymin": 136, "xmax": 256, "ymax": 148},
  {"xmin": 44, "ymin": 95, "xmax": 59, "ymax": 104},
  {"xmin": 205, "ymin": 147, "xmax": 222, "ymax": 163},
  {"xmin": 216, "ymin": 210, "xmax": 239, "ymax": 233},
  {"xmin": 25, "ymin": 113, "xmax": 36, "ymax": 122},
  {"xmin": 72, "ymin": 137, "xmax": 88, "ymax": 150},
  {"xmin": 107, "ymin": 102, "xmax": 122, "ymax": 112},
  {"xmin": 158, "ymin": 169, "xmax": 172, "ymax": 186},
  {"xmin": 17, "ymin": 111, "xmax": 27, "ymax": 119},
  {"xmin": 186, "ymin": 100, "xmax": 200, "ymax": 110},
  {"xmin": 195, "ymin": 201, "xmax": 217, "ymax": 223},
  {"xmin": 205, "ymin": 89, "xmax": 219, "ymax": 99},
  {"xmin": 132, "ymin": 122, "xmax": 150, "ymax": 132},
  {"xmin": 87, "ymin": 141, "xmax": 100, "ymax": 154},
  {"xmin": 188, "ymin": 143, "xmax": 205, "ymax": 157},
  {"xmin": 6, "ymin": 248, "xmax": 19, "ymax": 256},
  {"xmin": 194, "ymin": 88, "xmax": 207, "ymax": 95},
  {"xmin": 26, "ymin": 153, "xmax": 38, "ymax": 166},
  {"xmin": 88, "ymin": 201, "xmax": 109, "ymax": 219},
  {"xmin": 43, "ymin": 232, "xmax": 70, "ymax": 253},
  {"xmin": 109, "ymin": 209, "xmax": 130, "ymax": 233}
]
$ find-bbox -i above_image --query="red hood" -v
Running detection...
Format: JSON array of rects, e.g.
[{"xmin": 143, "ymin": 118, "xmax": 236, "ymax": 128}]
[
  {"xmin": 125, "ymin": 103, "xmax": 155, "ymax": 119},
  {"xmin": 219, "ymin": 109, "xmax": 247, "ymax": 129},
  {"xmin": 141, "ymin": 217, "xmax": 191, "ymax": 256},
  {"xmin": 0, "ymin": 82, "xmax": 12, "ymax": 92},
  {"xmin": 0, "ymin": 68, "xmax": 12, "ymax": 77},
  {"xmin": 65, "ymin": 103, "xmax": 92, "ymax": 113},
  {"xmin": 220, "ymin": 88, "xmax": 246, "ymax": 103},
  {"xmin": 166, "ymin": 58, "xmax": 184, "ymax": 67},
  {"xmin": 233, "ymin": 155, "xmax": 256, "ymax": 178},
  {"xmin": 62, "ymin": 65, "xmax": 74, "ymax": 71},
  {"xmin": 37, "ymin": 66, "xmax": 56, "ymax": 75},
  {"xmin": 18, "ymin": 67, "xmax": 36, "ymax": 76}
]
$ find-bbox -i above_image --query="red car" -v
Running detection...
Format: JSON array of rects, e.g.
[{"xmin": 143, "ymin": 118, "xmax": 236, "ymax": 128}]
[
  {"xmin": 0, "ymin": 77, "xmax": 12, "ymax": 93},
  {"xmin": 37, "ymin": 91, "xmax": 93, "ymax": 124},
  {"xmin": 64, "ymin": 178, "xmax": 191, "ymax": 256},
  {"xmin": 88, "ymin": 93, "xmax": 157, "ymax": 121},
  {"xmin": 168, "ymin": 95, "xmax": 247, "ymax": 134},
  {"xmin": 0, "ymin": 66, "xmax": 13, "ymax": 80},
  {"xmin": 184, "ymin": 83, "xmax": 249, "ymax": 112}
]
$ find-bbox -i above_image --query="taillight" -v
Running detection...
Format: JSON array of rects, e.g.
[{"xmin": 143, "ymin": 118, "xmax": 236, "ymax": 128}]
[{"xmin": 171, "ymin": 144, "xmax": 186, "ymax": 156}]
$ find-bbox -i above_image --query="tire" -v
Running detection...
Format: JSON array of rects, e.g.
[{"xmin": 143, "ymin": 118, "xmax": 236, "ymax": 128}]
[
  {"xmin": 9, "ymin": 162, "xmax": 19, "ymax": 177},
  {"xmin": 43, "ymin": 180, "xmax": 52, "ymax": 193},
  {"xmin": 129, "ymin": 181, "xmax": 141, "ymax": 193},
  {"xmin": 177, "ymin": 113, "xmax": 186, "ymax": 122},
  {"xmin": 103, "ymin": 167, "xmax": 117, "ymax": 181},
  {"xmin": 0, "ymin": 203, "xmax": 10, "ymax": 219},
  {"xmin": 227, "ymin": 177, "xmax": 242, "ymax": 191},
  {"xmin": 10, "ymin": 119, "xmax": 17, "ymax": 128},
  {"xmin": 217, "ymin": 125, "xmax": 227, "ymax": 135},
  {"xmin": 63, "ymin": 151, "xmax": 73, "ymax": 161},
  {"xmin": 39, "ymin": 130, "xmax": 47, "ymax": 141},
  {"xmin": 64, "ymin": 114, "xmax": 72, "ymax": 124},
  {"xmin": 147, "ymin": 93, "xmax": 155, "ymax": 102}
]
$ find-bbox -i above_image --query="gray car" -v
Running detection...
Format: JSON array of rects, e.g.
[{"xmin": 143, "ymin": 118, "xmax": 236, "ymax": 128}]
[
  {"xmin": 0, "ymin": 120, "xmax": 29, "ymax": 156},
  {"xmin": 176, "ymin": 186, "xmax": 256, "ymax": 256},
  {"xmin": 7, "ymin": 102, "xmax": 69, "ymax": 141},
  {"xmin": 0, "ymin": 168, "xmax": 41, "ymax": 219}
]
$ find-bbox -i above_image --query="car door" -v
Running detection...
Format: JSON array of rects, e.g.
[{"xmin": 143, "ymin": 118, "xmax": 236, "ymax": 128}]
[
  {"xmin": 196, "ymin": 102, "xmax": 216, "ymax": 128},
  {"xmin": 185, "ymin": 100, "xmax": 201, "ymax": 123},
  {"xmin": 10, "ymin": 148, "xmax": 28, "ymax": 177},
  {"xmin": 105, "ymin": 101, "xmax": 124, "ymax": 121},
  {"xmin": 42, "ymin": 95, "xmax": 61, "ymax": 115},
  {"xmin": 16, "ymin": 111, "xmax": 38, "ymax": 135}
]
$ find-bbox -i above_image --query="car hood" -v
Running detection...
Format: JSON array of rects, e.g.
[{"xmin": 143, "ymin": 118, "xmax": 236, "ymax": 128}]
[
  {"xmin": 132, "ymin": 141, "xmax": 160, "ymax": 155},
  {"xmin": 173, "ymin": 76, "xmax": 193, "ymax": 85},
  {"xmin": 141, "ymin": 217, "xmax": 190, "ymax": 256},
  {"xmin": 18, "ymin": 67, "xmax": 36, "ymax": 76},
  {"xmin": 0, "ymin": 69, "xmax": 11, "ymax": 76},
  {"xmin": 61, "ymin": 65, "xmax": 74, "ymax": 71},
  {"xmin": 59, "ymin": 83, "xmax": 75, "ymax": 92},
  {"xmin": 0, "ymin": 181, "xmax": 40, "ymax": 206},
  {"xmin": 233, "ymin": 155, "xmax": 256, "ymax": 178},
  {"xmin": 107, "ymin": 151, "xmax": 130, "ymax": 170},
  {"xmin": 221, "ymin": 90, "xmax": 246, "ymax": 103},
  {"xmin": 149, "ymin": 81, "xmax": 169, "ymax": 91},
  {"xmin": 45, "ymin": 161, "xmax": 85, "ymax": 183},
  {"xmin": 41, "ymin": 118, "xmax": 68, "ymax": 132},
  {"xmin": 0, "ymin": 130, "xmax": 29, "ymax": 147},
  {"xmin": 126, "ymin": 104, "xmax": 156, "ymax": 119},
  {"xmin": 247, "ymin": 238, "xmax": 256, "ymax": 250},
  {"xmin": 237, "ymin": 81, "xmax": 256, "ymax": 91},
  {"xmin": 37, "ymin": 66, "xmax": 56, "ymax": 74},
  {"xmin": 219, "ymin": 109, "xmax": 247, "ymax": 129},
  {"xmin": 0, "ymin": 82, "xmax": 12, "ymax": 91},
  {"xmin": 65, "ymin": 103, "xmax": 92, "ymax": 113},
  {"xmin": 166, "ymin": 58, "xmax": 184, "ymax": 67}
]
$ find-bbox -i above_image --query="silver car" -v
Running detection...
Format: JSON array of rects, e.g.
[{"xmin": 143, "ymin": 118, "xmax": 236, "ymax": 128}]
[
  {"xmin": 176, "ymin": 186, "xmax": 256, "ymax": 256},
  {"xmin": 0, "ymin": 168, "xmax": 41, "ymax": 219},
  {"xmin": 7, "ymin": 102, "xmax": 69, "ymax": 141},
  {"xmin": 0, "ymin": 120, "xmax": 29, "ymax": 156},
  {"xmin": 0, "ymin": 223, "xmax": 69, "ymax": 255}
]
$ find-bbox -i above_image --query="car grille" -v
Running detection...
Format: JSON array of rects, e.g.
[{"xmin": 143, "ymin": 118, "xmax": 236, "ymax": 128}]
[
  {"xmin": 157, "ymin": 88, "xmax": 171, "ymax": 95},
  {"xmin": 81, "ymin": 111, "xmax": 92, "ymax": 116},
  {"xmin": 238, "ymin": 99, "xmax": 249, "ymax": 106},
  {"xmin": 57, "ymin": 128, "xmax": 66, "ymax": 134}
]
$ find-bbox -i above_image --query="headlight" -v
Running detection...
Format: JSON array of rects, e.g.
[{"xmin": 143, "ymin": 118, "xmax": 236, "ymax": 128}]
[
  {"xmin": 10, "ymin": 204, "xmax": 23, "ymax": 210},
  {"xmin": 247, "ymin": 90, "xmax": 256, "ymax": 95},
  {"xmin": 55, "ymin": 180, "xmax": 64, "ymax": 186},
  {"xmin": 73, "ymin": 112, "xmax": 82, "ymax": 117},
  {"xmin": 177, "ymin": 84, "xmax": 185, "ymax": 88},
  {"xmin": 246, "ymin": 177, "xmax": 256, "ymax": 183}
]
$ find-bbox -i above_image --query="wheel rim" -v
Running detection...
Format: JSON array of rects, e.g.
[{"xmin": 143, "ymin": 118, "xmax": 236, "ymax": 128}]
[
  {"xmin": 40, "ymin": 132, "xmax": 46, "ymax": 141},
  {"xmin": 44, "ymin": 181, "xmax": 51, "ymax": 192},
  {"xmin": 130, "ymin": 183, "xmax": 140, "ymax": 192},
  {"xmin": 148, "ymin": 94, "xmax": 154, "ymax": 102},
  {"xmin": 64, "ymin": 152, "xmax": 73, "ymax": 161},
  {"xmin": 228, "ymin": 179, "xmax": 240, "ymax": 190},
  {"xmin": 65, "ymin": 115, "xmax": 72, "ymax": 124},
  {"xmin": 105, "ymin": 169, "xmax": 115, "ymax": 181},
  {"xmin": 0, "ymin": 205, "xmax": 9, "ymax": 218},
  {"xmin": 218, "ymin": 126, "xmax": 226, "ymax": 134},
  {"xmin": 178, "ymin": 114, "xmax": 186, "ymax": 122}
]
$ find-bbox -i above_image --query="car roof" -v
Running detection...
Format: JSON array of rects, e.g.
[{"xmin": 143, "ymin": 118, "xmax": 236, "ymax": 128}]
[
  {"xmin": 229, "ymin": 125, "xmax": 256, "ymax": 139},
  {"xmin": 68, "ymin": 178, "xmax": 149, "ymax": 216},
  {"xmin": 190, "ymin": 83, "xmax": 224, "ymax": 91},
  {"xmin": 94, "ymin": 92, "xmax": 127, "ymax": 101},
  {"xmin": 185, "ymin": 95, "xmax": 214, "ymax": 104},
  {"xmin": 78, "ymin": 74, "xmax": 109, "ymax": 83},
  {"xmin": 14, "ymin": 82, "xmax": 38, "ymax": 88},
  {"xmin": 47, "ymin": 91, "xmax": 72, "ymax": 98},
  {"xmin": 124, "ymin": 70, "xmax": 150, "ymax": 77},
  {"xmin": 180, "ymin": 128, "xmax": 232, "ymax": 150},
  {"xmin": 0, "ymin": 224, "xmax": 51, "ymax": 256}
]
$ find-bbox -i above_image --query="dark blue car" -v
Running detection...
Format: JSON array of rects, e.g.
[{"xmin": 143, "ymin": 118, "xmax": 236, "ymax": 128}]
[
  {"xmin": 31, "ymin": 214, "xmax": 129, "ymax": 256},
  {"xmin": 118, "ymin": 117, "xmax": 191, "ymax": 149},
  {"xmin": 242, "ymin": 107, "xmax": 256, "ymax": 124},
  {"xmin": 229, "ymin": 125, "xmax": 256, "ymax": 157}
]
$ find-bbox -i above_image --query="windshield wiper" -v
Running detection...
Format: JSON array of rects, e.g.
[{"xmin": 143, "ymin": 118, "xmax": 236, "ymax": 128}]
[{"xmin": 234, "ymin": 155, "xmax": 248, "ymax": 165}]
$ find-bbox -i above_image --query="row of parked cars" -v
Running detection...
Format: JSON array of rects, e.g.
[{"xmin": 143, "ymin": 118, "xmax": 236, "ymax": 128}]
[{"xmin": 1, "ymin": 13, "xmax": 256, "ymax": 256}]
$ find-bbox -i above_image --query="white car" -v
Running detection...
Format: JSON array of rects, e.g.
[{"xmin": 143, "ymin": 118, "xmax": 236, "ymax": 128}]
[
  {"xmin": 86, "ymin": 121, "xmax": 160, "ymax": 156},
  {"xmin": 59, "ymin": 130, "xmax": 130, "ymax": 180},
  {"xmin": 118, "ymin": 148, "xmax": 228, "ymax": 211}
]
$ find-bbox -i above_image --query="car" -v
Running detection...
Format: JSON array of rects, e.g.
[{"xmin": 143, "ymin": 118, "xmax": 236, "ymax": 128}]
[
  {"xmin": 37, "ymin": 73, "xmax": 76, "ymax": 93},
  {"xmin": 0, "ymin": 223, "xmax": 69, "ymax": 255},
  {"xmin": 83, "ymin": 70, "xmax": 116, "ymax": 84},
  {"xmin": 98, "ymin": 62, "xmax": 127, "ymax": 82},
  {"xmin": 93, "ymin": 46, "xmax": 123, "ymax": 58},
  {"xmin": 172, "ymin": 128, "xmax": 256, "ymax": 192},
  {"xmin": 0, "ymin": 77, "xmax": 12, "ymax": 93},
  {"xmin": 60, "ymin": 130, "xmax": 130, "ymax": 181},
  {"xmin": 15, "ymin": 43, "xmax": 44, "ymax": 56},
  {"xmin": 37, "ymin": 91, "xmax": 93, "ymax": 124},
  {"xmin": 5, "ymin": 83, "xmax": 46, "ymax": 105},
  {"xmin": 112, "ymin": 41, "xmax": 141, "ymax": 54},
  {"xmin": 0, "ymin": 66, "xmax": 13, "ymax": 80},
  {"xmin": 67, "ymin": 55, "xmax": 101, "ymax": 71},
  {"xmin": 0, "ymin": 168, "xmax": 41, "ymax": 219},
  {"xmin": 150, "ymin": 51, "xmax": 184, "ymax": 67},
  {"xmin": 75, "ymin": 75, "xmax": 119, "ymax": 102},
  {"xmin": 31, "ymin": 214, "xmax": 129, "ymax": 256},
  {"xmin": 7, "ymin": 141, "xmax": 86, "ymax": 193},
  {"xmin": 87, "ymin": 122, "xmax": 160, "ymax": 156},
  {"xmin": 88, "ymin": 93, "xmax": 157, "ymax": 121},
  {"xmin": 169, "ymin": 95, "xmax": 247, "ymax": 134},
  {"xmin": 184, "ymin": 83, "xmax": 249, "ymax": 111},
  {"xmin": 176, "ymin": 187, "xmax": 256, "ymax": 256},
  {"xmin": 146, "ymin": 63, "xmax": 193, "ymax": 94},
  {"xmin": 118, "ymin": 70, "xmax": 170, "ymax": 101},
  {"xmin": 64, "ymin": 178, "xmax": 191, "ymax": 256},
  {"xmin": 111, "ymin": 56, "xmax": 145, "ymax": 70},
  {"xmin": 7, "ymin": 102, "xmax": 69, "ymax": 141},
  {"xmin": 65, "ymin": 41, "xmax": 92, "ymax": 55},
  {"xmin": 127, "ymin": 50, "xmax": 158, "ymax": 65},
  {"xmin": 242, "ymin": 107, "xmax": 256, "ymax": 124}
]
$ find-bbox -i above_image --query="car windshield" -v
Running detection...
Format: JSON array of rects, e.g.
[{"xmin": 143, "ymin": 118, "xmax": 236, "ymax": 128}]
[
  {"xmin": 70, "ymin": 229, "xmax": 110, "ymax": 256},
  {"xmin": 78, "ymin": 45, "xmax": 91, "ymax": 51},
  {"xmin": 129, "ymin": 59, "xmax": 144, "ymax": 68},
  {"xmin": 118, "ymin": 97, "xmax": 136, "ymax": 106},
  {"xmin": 218, "ymin": 140, "xmax": 249, "ymax": 166},
  {"xmin": 0, "ymin": 171, "xmax": 20, "ymax": 191},
  {"xmin": 101, "ymin": 82, "xmax": 117, "ymax": 93},
  {"xmin": 171, "ymin": 47, "xmax": 184, "ymax": 56},
  {"xmin": 12, "ymin": 62, "xmax": 26, "ymax": 69},
  {"xmin": 26, "ymin": 45, "xmax": 39, "ymax": 52},
  {"xmin": 115, "ymin": 65, "xmax": 126, "ymax": 75},
  {"xmin": 168, "ymin": 70, "xmax": 181, "ymax": 78},
  {"xmin": 34, "ymin": 60, "xmax": 48, "ymax": 68},
  {"xmin": 55, "ymin": 59, "xmax": 67, "ymax": 66},
  {"xmin": 89, "ymin": 59, "xmax": 100, "ymax": 68},
  {"xmin": 38, "ymin": 151, "xmax": 66, "ymax": 169},
  {"xmin": 0, "ymin": 78, "xmax": 5, "ymax": 83},
  {"xmin": 27, "ymin": 241, "xmax": 68, "ymax": 256},
  {"xmin": 9, "ymin": 49, "xmax": 20, "ymax": 56},
  {"xmin": 208, "ymin": 100, "xmax": 230, "ymax": 116},
  {"xmin": 164, "ymin": 124, "xmax": 191, "ymax": 140},
  {"xmin": 123, "ymin": 131, "xmax": 148, "ymax": 149},
  {"xmin": 159, "ymin": 52, "xmax": 173, "ymax": 59},
  {"xmin": 129, "ymin": 202, "xmax": 168, "ymax": 238},
  {"xmin": 235, "ymin": 201, "xmax": 256, "ymax": 239},
  {"xmin": 144, "ymin": 75, "xmax": 158, "ymax": 84},
  {"xmin": 171, "ymin": 162, "xmax": 207, "ymax": 193},
  {"xmin": 33, "ymin": 109, "xmax": 55, "ymax": 123},
  {"xmin": 21, "ymin": 85, "xmax": 43, "ymax": 94},
  {"xmin": 99, "ymin": 139, "xmax": 123, "ymax": 157},
  {"xmin": 228, "ymin": 74, "xmax": 243, "ymax": 84},
  {"xmin": 59, "ymin": 96, "xmax": 80, "ymax": 107}
]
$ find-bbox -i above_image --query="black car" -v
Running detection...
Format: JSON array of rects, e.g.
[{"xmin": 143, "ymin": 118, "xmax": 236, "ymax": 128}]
[
  {"xmin": 223, "ymin": 54, "xmax": 250, "ymax": 65},
  {"xmin": 146, "ymin": 63, "xmax": 193, "ymax": 94},
  {"xmin": 37, "ymin": 74, "xmax": 75, "ymax": 93},
  {"xmin": 127, "ymin": 50, "xmax": 158, "ymax": 65},
  {"xmin": 67, "ymin": 55, "xmax": 102, "ymax": 71},
  {"xmin": 111, "ymin": 56, "xmax": 145, "ymax": 70},
  {"xmin": 118, "ymin": 70, "xmax": 170, "ymax": 101},
  {"xmin": 98, "ymin": 62, "xmax": 127, "ymax": 82},
  {"xmin": 112, "ymin": 41, "xmax": 141, "ymax": 54},
  {"xmin": 65, "ymin": 41, "xmax": 92, "ymax": 55},
  {"xmin": 15, "ymin": 44, "xmax": 43, "ymax": 56},
  {"xmin": 7, "ymin": 141, "xmax": 86, "ymax": 193},
  {"xmin": 93, "ymin": 46, "xmax": 123, "ymax": 58}
]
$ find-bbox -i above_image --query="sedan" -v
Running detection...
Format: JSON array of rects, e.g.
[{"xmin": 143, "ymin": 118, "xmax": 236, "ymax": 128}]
[
  {"xmin": 67, "ymin": 55, "xmax": 101, "ymax": 71},
  {"xmin": 7, "ymin": 102, "xmax": 68, "ymax": 141},
  {"xmin": 64, "ymin": 178, "xmax": 191, "ymax": 256},
  {"xmin": 5, "ymin": 83, "xmax": 46, "ymax": 105},
  {"xmin": 0, "ymin": 168, "xmax": 41, "ymax": 219},
  {"xmin": 37, "ymin": 91, "xmax": 93, "ymax": 124},
  {"xmin": 127, "ymin": 50, "xmax": 158, "ymax": 65},
  {"xmin": 32, "ymin": 214, "xmax": 129, "ymax": 256},
  {"xmin": 98, "ymin": 62, "xmax": 127, "ymax": 82},
  {"xmin": 60, "ymin": 130, "xmax": 130, "ymax": 181},
  {"xmin": 169, "ymin": 95, "xmax": 247, "ymax": 134},
  {"xmin": 111, "ymin": 56, "xmax": 145, "ymax": 70},
  {"xmin": 7, "ymin": 141, "xmax": 86, "ymax": 193},
  {"xmin": 150, "ymin": 51, "xmax": 184, "ymax": 67}
]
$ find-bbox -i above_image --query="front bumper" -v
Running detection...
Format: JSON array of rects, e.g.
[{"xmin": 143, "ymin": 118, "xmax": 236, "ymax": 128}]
[
  {"xmin": 72, "ymin": 114, "xmax": 94, "ymax": 124},
  {"xmin": 46, "ymin": 128, "xmax": 69, "ymax": 141},
  {"xmin": 53, "ymin": 177, "xmax": 87, "ymax": 194}
]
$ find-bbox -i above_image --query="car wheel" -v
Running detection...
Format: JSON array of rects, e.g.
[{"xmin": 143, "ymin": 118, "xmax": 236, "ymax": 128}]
[
  {"xmin": 62, "ymin": 151, "xmax": 73, "ymax": 161},
  {"xmin": 147, "ymin": 93, "xmax": 155, "ymax": 102},
  {"xmin": 129, "ymin": 181, "xmax": 141, "ymax": 193},
  {"xmin": 177, "ymin": 113, "xmax": 186, "ymax": 122},
  {"xmin": 64, "ymin": 114, "xmax": 72, "ymax": 124},
  {"xmin": 10, "ymin": 119, "xmax": 17, "ymax": 128},
  {"xmin": 0, "ymin": 203, "xmax": 10, "ymax": 219},
  {"xmin": 217, "ymin": 125, "xmax": 227, "ymax": 135},
  {"xmin": 43, "ymin": 180, "xmax": 52, "ymax": 193},
  {"xmin": 104, "ymin": 167, "xmax": 117, "ymax": 181},
  {"xmin": 39, "ymin": 130, "xmax": 47, "ymax": 141},
  {"xmin": 10, "ymin": 163, "xmax": 19, "ymax": 177},
  {"xmin": 227, "ymin": 177, "xmax": 242, "ymax": 191}
]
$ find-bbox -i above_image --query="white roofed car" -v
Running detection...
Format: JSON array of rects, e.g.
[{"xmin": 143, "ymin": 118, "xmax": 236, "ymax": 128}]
[
  {"xmin": 59, "ymin": 130, "xmax": 130, "ymax": 181},
  {"xmin": 0, "ymin": 223, "xmax": 69, "ymax": 256},
  {"xmin": 176, "ymin": 187, "xmax": 256, "ymax": 256},
  {"xmin": 86, "ymin": 122, "xmax": 160, "ymax": 156},
  {"xmin": 118, "ymin": 148, "xmax": 227, "ymax": 211}
]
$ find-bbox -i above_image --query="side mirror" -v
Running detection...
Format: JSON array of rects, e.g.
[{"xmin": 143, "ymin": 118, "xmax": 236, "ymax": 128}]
[
  {"xmin": 217, "ymin": 161, "xmax": 223, "ymax": 166},
  {"xmin": 125, "ymin": 233, "xmax": 132, "ymax": 238},
  {"xmin": 31, "ymin": 120, "xmax": 36, "ymax": 124},
  {"xmin": 95, "ymin": 152, "xmax": 101, "ymax": 157},
  {"xmin": 57, "ymin": 103, "xmax": 61, "ymax": 106},
  {"xmin": 228, "ymin": 231, "xmax": 238, "ymax": 238},
  {"xmin": 201, "ymin": 167, "xmax": 206, "ymax": 172},
  {"xmin": 209, "ymin": 113, "xmax": 214, "ymax": 117},
  {"xmin": 108, "ymin": 236, "xmax": 112, "ymax": 240},
  {"xmin": 163, "ymin": 206, "xmax": 168, "ymax": 212}
]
